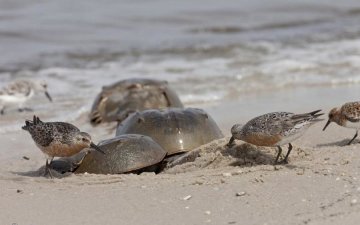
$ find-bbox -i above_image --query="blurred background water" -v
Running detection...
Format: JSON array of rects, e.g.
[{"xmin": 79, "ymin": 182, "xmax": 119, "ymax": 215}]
[{"xmin": 1, "ymin": 0, "xmax": 360, "ymax": 134}]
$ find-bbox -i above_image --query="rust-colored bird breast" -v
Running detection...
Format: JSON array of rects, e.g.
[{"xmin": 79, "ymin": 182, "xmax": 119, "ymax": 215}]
[
  {"xmin": 40, "ymin": 142, "xmax": 87, "ymax": 157},
  {"xmin": 242, "ymin": 133, "xmax": 281, "ymax": 147}
]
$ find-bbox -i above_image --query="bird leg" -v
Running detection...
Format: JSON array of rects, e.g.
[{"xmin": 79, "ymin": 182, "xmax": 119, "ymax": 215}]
[
  {"xmin": 280, "ymin": 143, "xmax": 293, "ymax": 164},
  {"xmin": 347, "ymin": 131, "xmax": 358, "ymax": 145},
  {"xmin": 274, "ymin": 146, "xmax": 282, "ymax": 165},
  {"xmin": 0, "ymin": 107, "xmax": 4, "ymax": 115},
  {"xmin": 227, "ymin": 136, "xmax": 235, "ymax": 147},
  {"xmin": 44, "ymin": 158, "xmax": 54, "ymax": 178}
]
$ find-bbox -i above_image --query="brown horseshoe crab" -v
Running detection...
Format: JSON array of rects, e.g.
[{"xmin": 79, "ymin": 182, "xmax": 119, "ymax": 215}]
[
  {"xmin": 116, "ymin": 108, "xmax": 224, "ymax": 155},
  {"xmin": 90, "ymin": 78, "xmax": 183, "ymax": 125},
  {"xmin": 48, "ymin": 134, "xmax": 167, "ymax": 175}
]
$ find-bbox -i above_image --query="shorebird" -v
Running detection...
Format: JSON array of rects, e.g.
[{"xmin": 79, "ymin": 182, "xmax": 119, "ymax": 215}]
[
  {"xmin": 323, "ymin": 101, "xmax": 360, "ymax": 145},
  {"xmin": 228, "ymin": 110, "xmax": 323, "ymax": 164},
  {"xmin": 22, "ymin": 115, "xmax": 104, "ymax": 177},
  {"xmin": 0, "ymin": 79, "xmax": 52, "ymax": 115}
]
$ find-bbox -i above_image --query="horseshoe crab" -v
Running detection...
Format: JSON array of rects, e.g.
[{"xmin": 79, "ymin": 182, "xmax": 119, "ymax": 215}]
[
  {"xmin": 48, "ymin": 134, "xmax": 167, "ymax": 175},
  {"xmin": 90, "ymin": 78, "xmax": 184, "ymax": 125},
  {"xmin": 116, "ymin": 108, "xmax": 224, "ymax": 155},
  {"xmin": 48, "ymin": 151, "xmax": 88, "ymax": 175}
]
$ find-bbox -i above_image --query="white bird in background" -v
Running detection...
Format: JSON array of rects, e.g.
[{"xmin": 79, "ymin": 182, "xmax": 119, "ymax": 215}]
[{"xmin": 0, "ymin": 79, "xmax": 52, "ymax": 115}]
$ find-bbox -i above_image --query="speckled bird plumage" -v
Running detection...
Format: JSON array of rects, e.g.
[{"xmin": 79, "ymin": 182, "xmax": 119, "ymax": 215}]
[
  {"xmin": 229, "ymin": 110, "xmax": 323, "ymax": 164},
  {"xmin": 23, "ymin": 116, "xmax": 86, "ymax": 157},
  {"xmin": 235, "ymin": 111, "xmax": 323, "ymax": 146},
  {"xmin": 22, "ymin": 116, "xmax": 104, "ymax": 177},
  {"xmin": 323, "ymin": 101, "xmax": 360, "ymax": 145}
]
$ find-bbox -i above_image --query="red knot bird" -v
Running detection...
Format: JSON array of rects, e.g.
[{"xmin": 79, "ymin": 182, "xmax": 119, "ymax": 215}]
[
  {"xmin": 323, "ymin": 101, "xmax": 360, "ymax": 145},
  {"xmin": 22, "ymin": 115, "xmax": 104, "ymax": 177},
  {"xmin": 228, "ymin": 110, "xmax": 323, "ymax": 164},
  {"xmin": 0, "ymin": 79, "xmax": 52, "ymax": 115}
]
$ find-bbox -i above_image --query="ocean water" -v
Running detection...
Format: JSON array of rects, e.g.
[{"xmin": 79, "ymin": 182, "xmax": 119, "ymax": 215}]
[{"xmin": 1, "ymin": 0, "xmax": 360, "ymax": 134}]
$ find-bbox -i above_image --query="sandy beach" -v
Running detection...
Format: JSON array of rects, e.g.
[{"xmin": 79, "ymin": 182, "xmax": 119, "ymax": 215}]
[
  {"xmin": 1, "ymin": 0, "xmax": 360, "ymax": 224},
  {"xmin": 1, "ymin": 104, "xmax": 360, "ymax": 225}
]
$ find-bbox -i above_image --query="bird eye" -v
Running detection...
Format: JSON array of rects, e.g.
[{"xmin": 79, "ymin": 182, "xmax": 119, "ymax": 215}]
[{"xmin": 82, "ymin": 138, "xmax": 88, "ymax": 142}]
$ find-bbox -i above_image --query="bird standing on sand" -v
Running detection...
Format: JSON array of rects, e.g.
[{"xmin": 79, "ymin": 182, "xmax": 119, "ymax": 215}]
[
  {"xmin": 323, "ymin": 101, "xmax": 360, "ymax": 145},
  {"xmin": 22, "ymin": 116, "xmax": 104, "ymax": 177},
  {"xmin": 0, "ymin": 79, "xmax": 52, "ymax": 115},
  {"xmin": 228, "ymin": 110, "xmax": 323, "ymax": 164}
]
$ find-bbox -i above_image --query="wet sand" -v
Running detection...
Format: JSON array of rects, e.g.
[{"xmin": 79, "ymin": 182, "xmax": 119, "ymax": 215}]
[{"xmin": 1, "ymin": 103, "xmax": 360, "ymax": 225}]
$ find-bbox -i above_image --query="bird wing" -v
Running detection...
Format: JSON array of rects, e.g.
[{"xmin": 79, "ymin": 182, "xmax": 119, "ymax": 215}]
[
  {"xmin": 1, "ymin": 80, "xmax": 32, "ymax": 97},
  {"xmin": 261, "ymin": 111, "xmax": 322, "ymax": 136},
  {"xmin": 280, "ymin": 110, "xmax": 323, "ymax": 136},
  {"xmin": 52, "ymin": 122, "xmax": 80, "ymax": 133},
  {"xmin": 51, "ymin": 122, "xmax": 80, "ymax": 145},
  {"xmin": 268, "ymin": 113, "xmax": 296, "ymax": 135},
  {"xmin": 341, "ymin": 102, "xmax": 360, "ymax": 122},
  {"xmin": 28, "ymin": 123, "xmax": 55, "ymax": 147},
  {"xmin": 245, "ymin": 112, "xmax": 294, "ymax": 135}
]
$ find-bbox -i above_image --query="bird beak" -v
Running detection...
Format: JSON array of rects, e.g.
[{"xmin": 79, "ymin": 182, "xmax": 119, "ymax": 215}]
[
  {"xmin": 323, "ymin": 120, "xmax": 331, "ymax": 131},
  {"xmin": 90, "ymin": 142, "xmax": 105, "ymax": 154},
  {"xmin": 45, "ymin": 91, "xmax": 53, "ymax": 102},
  {"xmin": 227, "ymin": 136, "xmax": 235, "ymax": 147}
]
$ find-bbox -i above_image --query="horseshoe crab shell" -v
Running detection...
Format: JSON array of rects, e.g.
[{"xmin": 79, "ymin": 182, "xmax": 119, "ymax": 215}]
[
  {"xmin": 116, "ymin": 108, "xmax": 224, "ymax": 155},
  {"xmin": 75, "ymin": 134, "xmax": 167, "ymax": 174},
  {"xmin": 48, "ymin": 134, "xmax": 167, "ymax": 175},
  {"xmin": 90, "ymin": 78, "xmax": 183, "ymax": 125}
]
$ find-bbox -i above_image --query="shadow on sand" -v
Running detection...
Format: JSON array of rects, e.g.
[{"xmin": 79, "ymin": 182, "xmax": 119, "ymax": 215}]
[
  {"xmin": 13, "ymin": 164, "xmax": 73, "ymax": 179},
  {"xmin": 317, "ymin": 139, "xmax": 358, "ymax": 147}
]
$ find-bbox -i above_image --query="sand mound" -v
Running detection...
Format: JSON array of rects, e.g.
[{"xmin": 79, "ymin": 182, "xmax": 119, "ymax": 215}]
[{"xmin": 165, "ymin": 137, "xmax": 312, "ymax": 174}]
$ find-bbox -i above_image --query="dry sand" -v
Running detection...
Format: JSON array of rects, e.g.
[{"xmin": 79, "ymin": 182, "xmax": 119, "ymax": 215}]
[{"xmin": 1, "ymin": 110, "xmax": 360, "ymax": 225}]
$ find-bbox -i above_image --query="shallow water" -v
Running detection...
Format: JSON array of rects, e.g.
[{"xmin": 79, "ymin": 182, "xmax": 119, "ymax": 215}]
[{"xmin": 1, "ymin": 0, "xmax": 360, "ymax": 159}]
